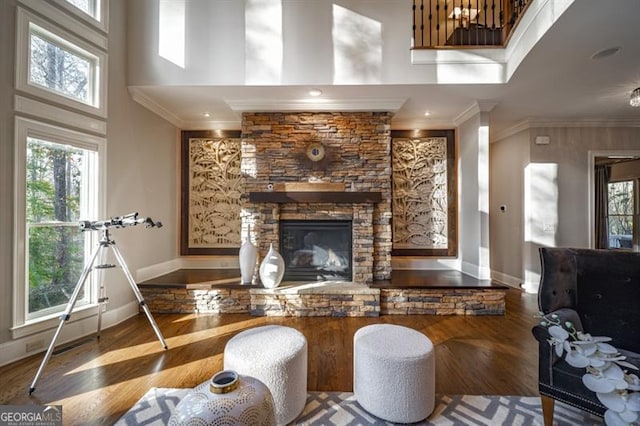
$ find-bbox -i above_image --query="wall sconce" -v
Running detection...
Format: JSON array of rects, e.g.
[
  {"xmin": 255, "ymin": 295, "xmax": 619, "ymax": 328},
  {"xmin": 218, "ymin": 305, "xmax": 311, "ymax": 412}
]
[{"xmin": 630, "ymin": 88, "xmax": 640, "ymax": 107}]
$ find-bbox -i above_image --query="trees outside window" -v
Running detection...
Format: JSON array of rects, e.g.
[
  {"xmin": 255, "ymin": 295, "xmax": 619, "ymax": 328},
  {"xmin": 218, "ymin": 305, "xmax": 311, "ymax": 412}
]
[
  {"xmin": 22, "ymin": 18, "xmax": 100, "ymax": 318},
  {"xmin": 607, "ymin": 180, "xmax": 638, "ymax": 250},
  {"xmin": 29, "ymin": 30, "xmax": 91, "ymax": 105},
  {"xmin": 13, "ymin": 5, "xmax": 106, "ymax": 331},
  {"xmin": 15, "ymin": 118, "xmax": 102, "ymax": 324},
  {"xmin": 16, "ymin": 8, "xmax": 107, "ymax": 118},
  {"xmin": 26, "ymin": 138, "xmax": 93, "ymax": 316}
]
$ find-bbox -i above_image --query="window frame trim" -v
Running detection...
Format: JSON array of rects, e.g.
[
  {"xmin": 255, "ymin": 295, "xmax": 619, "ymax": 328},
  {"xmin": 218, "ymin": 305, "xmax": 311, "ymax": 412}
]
[
  {"xmin": 41, "ymin": 0, "xmax": 109, "ymax": 33},
  {"xmin": 18, "ymin": 0, "xmax": 109, "ymax": 46},
  {"xmin": 588, "ymin": 150, "xmax": 640, "ymax": 250},
  {"xmin": 13, "ymin": 116, "xmax": 106, "ymax": 336},
  {"xmin": 16, "ymin": 7, "xmax": 108, "ymax": 118},
  {"xmin": 606, "ymin": 178, "xmax": 639, "ymax": 251}
]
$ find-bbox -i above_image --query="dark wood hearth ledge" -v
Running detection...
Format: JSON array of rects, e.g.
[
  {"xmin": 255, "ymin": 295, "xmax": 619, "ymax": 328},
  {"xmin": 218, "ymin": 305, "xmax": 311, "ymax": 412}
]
[
  {"xmin": 137, "ymin": 269, "xmax": 507, "ymax": 315},
  {"xmin": 137, "ymin": 268, "xmax": 256, "ymax": 289},
  {"xmin": 249, "ymin": 191, "xmax": 382, "ymax": 203},
  {"xmin": 372, "ymin": 269, "xmax": 509, "ymax": 290}
]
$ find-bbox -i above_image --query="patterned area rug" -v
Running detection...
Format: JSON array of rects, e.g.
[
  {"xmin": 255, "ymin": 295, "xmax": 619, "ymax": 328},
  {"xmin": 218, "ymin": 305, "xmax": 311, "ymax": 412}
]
[{"xmin": 116, "ymin": 388, "xmax": 604, "ymax": 425}]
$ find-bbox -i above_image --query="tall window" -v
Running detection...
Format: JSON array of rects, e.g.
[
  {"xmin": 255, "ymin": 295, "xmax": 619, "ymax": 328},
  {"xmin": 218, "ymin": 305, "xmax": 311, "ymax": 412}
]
[
  {"xmin": 26, "ymin": 137, "xmax": 98, "ymax": 318},
  {"xmin": 13, "ymin": 3, "xmax": 108, "ymax": 337},
  {"xmin": 607, "ymin": 180, "xmax": 638, "ymax": 251},
  {"xmin": 15, "ymin": 118, "xmax": 103, "ymax": 326}
]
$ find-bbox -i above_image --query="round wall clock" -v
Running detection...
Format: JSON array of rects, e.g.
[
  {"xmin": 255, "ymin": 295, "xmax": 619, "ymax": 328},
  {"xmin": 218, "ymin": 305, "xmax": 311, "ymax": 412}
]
[{"xmin": 306, "ymin": 142, "xmax": 326, "ymax": 162}]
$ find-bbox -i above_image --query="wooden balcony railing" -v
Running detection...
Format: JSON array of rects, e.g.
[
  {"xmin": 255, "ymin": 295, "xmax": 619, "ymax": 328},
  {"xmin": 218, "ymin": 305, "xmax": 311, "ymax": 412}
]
[{"xmin": 412, "ymin": 0, "xmax": 531, "ymax": 48}]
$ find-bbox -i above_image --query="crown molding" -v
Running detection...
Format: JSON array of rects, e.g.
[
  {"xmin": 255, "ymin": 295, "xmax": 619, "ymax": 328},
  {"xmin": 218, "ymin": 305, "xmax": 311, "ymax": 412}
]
[
  {"xmin": 492, "ymin": 120, "xmax": 531, "ymax": 142},
  {"xmin": 180, "ymin": 119, "xmax": 241, "ymax": 130},
  {"xmin": 527, "ymin": 118, "xmax": 640, "ymax": 128},
  {"xmin": 391, "ymin": 118, "xmax": 456, "ymax": 130},
  {"xmin": 128, "ymin": 87, "xmax": 185, "ymax": 128},
  {"xmin": 453, "ymin": 101, "xmax": 497, "ymax": 127},
  {"xmin": 226, "ymin": 98, "xmax": 407, "ymax": 113},
  {"xmin": 493, "ymin": 117, "xmax": 640, "ymax": 143}
]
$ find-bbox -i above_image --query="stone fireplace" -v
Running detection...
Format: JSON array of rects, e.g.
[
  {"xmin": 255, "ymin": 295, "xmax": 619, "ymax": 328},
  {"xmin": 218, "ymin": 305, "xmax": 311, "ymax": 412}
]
[
  {"xmin": 241, "ymin": 111, "xmax": 393, "ymax": 284},
  {"xmin": 140, "ymin": 113, "xmax": 509, "ymax": 317}
]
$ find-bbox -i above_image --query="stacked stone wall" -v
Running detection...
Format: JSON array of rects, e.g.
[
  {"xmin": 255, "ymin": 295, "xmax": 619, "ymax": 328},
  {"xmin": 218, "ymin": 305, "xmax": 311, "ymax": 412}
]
[
  {"xmin": 250, "ymin": 293, "xmax": 380, "ymax": 317},
  {"xmin": 140, "ymin": 287, "xmax": 251, "ymax": 314},
  {"xmin": 380, "ymin": 289, "xmax": 506, "ymax": 315},
  {"xmin": 140, "ymin": 285, "xmax": 505, "ymax": 316},
  {"xmin": 241, "ymin": 112, "xmax": 392, "ymax": 281}
]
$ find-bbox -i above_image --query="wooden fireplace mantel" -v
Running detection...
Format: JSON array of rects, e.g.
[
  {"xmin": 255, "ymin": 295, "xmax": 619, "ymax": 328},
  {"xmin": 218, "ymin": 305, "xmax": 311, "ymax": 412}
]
[{"xmin": 248, "ymin": 191, "xmax": 382, "ymax": 204}]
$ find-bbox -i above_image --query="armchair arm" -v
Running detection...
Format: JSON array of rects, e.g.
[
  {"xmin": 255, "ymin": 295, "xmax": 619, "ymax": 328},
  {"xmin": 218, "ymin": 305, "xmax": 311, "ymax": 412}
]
[
  {"xmin": 534, "ymin": 307, "xmax": 584, "ymax": 340},
  {"xmin": 532, "ymin": 308, "xmax": 584, "ymax": 385}
]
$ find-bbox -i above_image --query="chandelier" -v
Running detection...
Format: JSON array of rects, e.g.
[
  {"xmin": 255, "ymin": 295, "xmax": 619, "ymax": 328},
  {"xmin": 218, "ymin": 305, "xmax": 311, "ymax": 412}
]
[{"xmin": 630, "ymin": 88, "xmax": 640, "ymax": 107}]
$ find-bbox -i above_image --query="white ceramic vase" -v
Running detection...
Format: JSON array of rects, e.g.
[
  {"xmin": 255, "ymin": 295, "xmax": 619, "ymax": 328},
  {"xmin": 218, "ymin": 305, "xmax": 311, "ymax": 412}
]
[
  {"xmin": 169, "ymin": 370, "xmax": 276, "ymax": 426},
  {"xmin": 239, "ymin": 239, "xmax": 258, "ymax": 285},
  {"xmin": 259, "ymin": 243, "xmax": 285, "ymax": 289}
]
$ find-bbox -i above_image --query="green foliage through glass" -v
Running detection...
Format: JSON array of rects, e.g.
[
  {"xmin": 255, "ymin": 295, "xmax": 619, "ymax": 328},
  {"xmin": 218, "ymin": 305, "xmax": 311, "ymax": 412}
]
[{"xmin": 26, "ymin": 137, "xmax": 88, "ymax": 315}]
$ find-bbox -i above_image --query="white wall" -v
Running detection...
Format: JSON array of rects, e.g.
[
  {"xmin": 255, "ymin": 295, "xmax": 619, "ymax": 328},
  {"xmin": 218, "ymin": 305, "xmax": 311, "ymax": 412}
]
[
  {"xmin": 0, "ymin": 0, "xmax": 178, "ymax": 363},
  {"xmin": 458, "ymin": 112, "xmax": 491, "ymax": 279},
  {"xmin": 490, "ymin": 126, "xmax": 640, "ymax": 292},
  {"xmin": 0, "ymin": 0, "xmax": 17, "ymax": 346},
  {"xmin": 126, "ymin": 0, "xmax": 492, "ymax": 87},
  {"xmin": 102, "ymin": 0, "xmax": 178, "ymax": 309},
  {"xmin": 490, "ymin": 129, "xmax": 529, "ymax": 287}
]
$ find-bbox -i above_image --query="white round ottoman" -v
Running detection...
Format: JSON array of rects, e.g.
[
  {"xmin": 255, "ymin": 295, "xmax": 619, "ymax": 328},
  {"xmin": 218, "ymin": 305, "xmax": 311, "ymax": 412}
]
[
  {"xmin": 224, "ymin": 325, "xmax": 307, "ymax": 425},
  {"xmin": 354, "ymin": 324, "xmax": 435, "ymax": 423}
]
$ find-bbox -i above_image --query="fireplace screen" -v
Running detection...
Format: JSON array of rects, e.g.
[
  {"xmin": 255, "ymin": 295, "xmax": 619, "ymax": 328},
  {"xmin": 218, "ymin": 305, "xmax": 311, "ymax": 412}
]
[{"xmin": 279, "ymin": 220, "xmax": 352, "ymax": 282}]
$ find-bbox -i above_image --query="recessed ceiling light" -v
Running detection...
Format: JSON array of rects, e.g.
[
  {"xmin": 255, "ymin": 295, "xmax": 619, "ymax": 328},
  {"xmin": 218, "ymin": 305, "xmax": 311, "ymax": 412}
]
[
  {"xmin": 591, "ymin": 46, "xmax": 621, "ymax": 60},
  {"xmin": 202, "ymin": 112, "xmax": 211, "ymax": 117},
  {"xmin": 309, "ymin": 89, "xmax": 322, "ymax": 97}
]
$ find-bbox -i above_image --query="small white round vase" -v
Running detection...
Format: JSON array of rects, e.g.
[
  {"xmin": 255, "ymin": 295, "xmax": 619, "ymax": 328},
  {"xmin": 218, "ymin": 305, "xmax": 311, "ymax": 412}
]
[
  {"xmin": 168, "ymin": 370, "xmax": 276, "ymax": 426},
  {"xmin": 259, "ymin": 243, "xmax": 285, "ymax": 289}
]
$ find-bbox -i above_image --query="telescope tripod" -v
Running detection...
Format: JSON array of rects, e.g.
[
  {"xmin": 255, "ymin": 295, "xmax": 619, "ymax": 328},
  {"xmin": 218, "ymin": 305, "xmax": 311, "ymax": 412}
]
[{"xmin": 29, "ymin": 228, "xmax": 168, "ymax": 394}]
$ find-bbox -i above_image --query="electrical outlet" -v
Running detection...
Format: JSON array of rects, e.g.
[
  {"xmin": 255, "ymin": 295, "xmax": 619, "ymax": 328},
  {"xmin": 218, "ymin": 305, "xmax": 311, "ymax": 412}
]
[{"xmin": 26, "ymin": 339, "xmax": 44, "ymax": 352}]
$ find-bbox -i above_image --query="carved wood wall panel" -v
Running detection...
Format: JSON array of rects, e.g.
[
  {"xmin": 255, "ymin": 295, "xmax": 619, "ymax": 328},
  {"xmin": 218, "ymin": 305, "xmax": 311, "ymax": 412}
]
[
  {"xmin": 393, "ymin": 137, "xmax": 448, "ymax": 248},
  {"xmin": 181, "ymin": 130, "xmax": 242, "ymax": 255},
  {"xmin": 391, "ymin": 130, "xmax": 457, "ymax": 256}
]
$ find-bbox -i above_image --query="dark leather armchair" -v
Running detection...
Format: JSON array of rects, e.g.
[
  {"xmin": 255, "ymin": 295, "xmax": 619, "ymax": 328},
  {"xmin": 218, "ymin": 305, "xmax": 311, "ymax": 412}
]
[{"xmin": 531, "ymin": 247, "xmax": 640, "ymax": 425}]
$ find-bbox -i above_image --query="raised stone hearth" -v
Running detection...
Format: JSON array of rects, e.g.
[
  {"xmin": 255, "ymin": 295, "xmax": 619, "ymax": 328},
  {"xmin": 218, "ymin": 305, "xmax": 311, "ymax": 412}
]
[
  {"xmin": 138, "ymin": 271, "xmax": 506, "ymax": 316},
  {"xmin": 250, "ymin": 282, "xmax": 380, "ymax": 317}
]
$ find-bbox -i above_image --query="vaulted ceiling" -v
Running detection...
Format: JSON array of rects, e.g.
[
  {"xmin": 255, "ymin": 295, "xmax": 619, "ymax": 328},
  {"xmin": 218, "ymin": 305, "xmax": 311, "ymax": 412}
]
[{"xmin": 129, "ymin": 0, "xmax": 640, "ymax": 139}]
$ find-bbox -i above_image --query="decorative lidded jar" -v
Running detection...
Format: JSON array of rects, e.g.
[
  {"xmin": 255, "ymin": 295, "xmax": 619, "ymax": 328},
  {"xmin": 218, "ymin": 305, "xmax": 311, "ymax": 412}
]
[{"xmin": 169, "ymin": 370, "xmax": 276, "ymax": 425}]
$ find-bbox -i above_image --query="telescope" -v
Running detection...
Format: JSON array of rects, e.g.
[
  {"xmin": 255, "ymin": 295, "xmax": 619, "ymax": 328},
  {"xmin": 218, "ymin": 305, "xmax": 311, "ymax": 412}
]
[
  {"xmin": 30, "ymin": 211, "xmax": 167, "ymax": 394},
  {"xmin": 79, "ymin": 212, "xmax": 162, "ymax": 231}
]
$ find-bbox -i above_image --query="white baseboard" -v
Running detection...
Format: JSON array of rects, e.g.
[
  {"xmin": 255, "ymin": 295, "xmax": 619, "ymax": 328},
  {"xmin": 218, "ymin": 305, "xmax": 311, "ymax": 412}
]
[
  {"xmin": 136, "ymin": 256, "xmax": 239, "ymax": 282},
  {"xmin": 0, "ymin": 301, "xmax": 139, "ymax": 367},
  {"xmin": 136, "ymin": 258, "xmax": 183, "ymax": 282},
  {"xmin": 523, "ymin": 269, "xmax": 541, "ymax": 294},
  {"xmin": 491, "ymin": 271, "xmax": 523, "ymax": 289},
  {"xmin": 461, "ymin": 261, "xmax": 491, "ymax": 280}
]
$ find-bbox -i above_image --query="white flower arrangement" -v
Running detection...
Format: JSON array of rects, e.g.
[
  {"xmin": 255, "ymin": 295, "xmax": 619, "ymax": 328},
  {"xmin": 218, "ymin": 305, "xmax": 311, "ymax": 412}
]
[{"xmin": 539, "ymin": 313, "xmax": 640, "ymax": 426}]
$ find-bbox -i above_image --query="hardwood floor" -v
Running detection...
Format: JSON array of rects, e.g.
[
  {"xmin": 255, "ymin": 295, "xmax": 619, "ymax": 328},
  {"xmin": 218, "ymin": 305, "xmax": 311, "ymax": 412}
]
[{"xmin": 0, "ymin": 288, "xmax": 541, "ymax": 425}]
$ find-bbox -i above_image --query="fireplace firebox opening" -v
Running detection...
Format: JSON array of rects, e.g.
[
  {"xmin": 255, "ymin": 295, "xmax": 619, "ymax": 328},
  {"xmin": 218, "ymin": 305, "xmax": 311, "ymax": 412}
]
[{"xmin": 279, "ymin": 220, "xmax": 352, "ymax": 282}]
